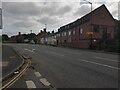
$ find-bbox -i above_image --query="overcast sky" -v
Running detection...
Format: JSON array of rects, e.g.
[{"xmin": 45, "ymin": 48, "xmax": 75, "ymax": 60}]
[{"xmin": 1, "ymin": 0, "xmax": 119, "ymax": 37}]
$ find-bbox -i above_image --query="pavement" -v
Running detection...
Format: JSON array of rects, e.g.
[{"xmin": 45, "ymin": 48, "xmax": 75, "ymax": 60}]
[
  {"xmin": 4, "ymin": 44, "xmax": 120, "ymax": 88},
  {"xmin": 2, "ymin": 45, "xmax": 24, "ymax": 81}
]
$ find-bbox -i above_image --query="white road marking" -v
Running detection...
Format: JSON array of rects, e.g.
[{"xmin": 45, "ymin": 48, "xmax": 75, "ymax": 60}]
[
  {"xmin": 78, "ymin": 59, "xmax": 120, "ymax": 70},
  {"xmin": 26, "ymin": 80, "xmax": 36, "ymax": 88},
  {"xmin": 24, "ymin": 48, "xmax": 34, "ymax": 53},
  {"xmin": 0, "ymin": 61, "xmax": 9, "ymax": 67},
  {"xmin": 47, "ymin": 51, "xmax": 64, "ymax": 56},
  {"xmin": 34, "ymin": 72, "xmax": 42, "ymax": 78},
  {"xmin": 40, "ymin": 78, "xmax": 51, "ymax": 86},
  {"xmin": 32, "ymin": 49, "xmax": 35, "ymax": 51},
  {"xmin": 93, "ymin": 56, "xmax": 119, "ymax": 62}
]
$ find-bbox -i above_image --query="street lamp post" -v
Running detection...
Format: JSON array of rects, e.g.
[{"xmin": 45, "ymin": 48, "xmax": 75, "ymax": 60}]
[
  {"xmin": 30, "ymin": 30, "xmax": 32, "ymax": 34},
  {"xmin": 83, "ymin": 0, "xmax": 93, "ymax": 49}
]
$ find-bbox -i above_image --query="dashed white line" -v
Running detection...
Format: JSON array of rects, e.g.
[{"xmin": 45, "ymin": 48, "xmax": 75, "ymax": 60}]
[
  {"xmin": 40, "ymin": 78, "xmax": 51, "ymax": 86},
  {"xmin": 93, "ymin": 56, "xmax": 119, "ymax": 62},
  {"xmin": 0, "ymin": 61, "xmax": 9, "ymax": 67},
  {"xmin": 26, "ymin": 80, "xmax": 36, "ymax": 88},
  {"xmin": 78, "ymin": 59, "xmax": 120, "ymax": 70},
  {"xmin": 24, "ymin": 48, "xmax": 34, "ymax": 53},
  {"xmin": 34, "ymin": 72, "xmax": 42, "ymax": 78}
]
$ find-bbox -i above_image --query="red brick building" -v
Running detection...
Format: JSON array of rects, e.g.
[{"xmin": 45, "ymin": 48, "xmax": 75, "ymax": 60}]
[
  {"xmin": 10, "ymin": 32, "xmax": 24, "ymax": 43},
  {"xmin": 57, "ymin": 4, "xmax": 115, "ymax": 49}
]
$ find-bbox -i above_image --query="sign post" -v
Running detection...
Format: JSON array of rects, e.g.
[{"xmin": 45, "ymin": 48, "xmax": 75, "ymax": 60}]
[{"xmin": 0, "ymin": 8, "xmax": 2, "ymax": 29}]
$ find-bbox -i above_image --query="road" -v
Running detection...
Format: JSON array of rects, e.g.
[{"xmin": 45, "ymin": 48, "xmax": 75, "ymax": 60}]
[
  {"xmin": 5, "ymin": 44, "xmax": 119, "ymax": 88},
  {"xmin": 0, "ymin": 43, "xmax": 1, "ymax": 88},
  {"xmin": 2, "ymin": 45, "xmax": 24, "ymax": 81}
]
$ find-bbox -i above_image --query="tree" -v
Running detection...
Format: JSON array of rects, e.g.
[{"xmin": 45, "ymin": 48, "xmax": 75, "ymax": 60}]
[{"xmin": 2, "ymin": 34, "xmax": 9, "ymax": 42}]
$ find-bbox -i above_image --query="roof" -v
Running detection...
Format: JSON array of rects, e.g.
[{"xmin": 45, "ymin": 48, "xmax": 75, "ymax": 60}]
[{"xmin": 59, "ymin": 4, "xmax": 115, "ymax": 32}]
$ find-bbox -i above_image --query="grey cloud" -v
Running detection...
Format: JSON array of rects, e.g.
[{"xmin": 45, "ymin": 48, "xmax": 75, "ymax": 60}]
[
  {"xmin": 118, "ymin": 1, "xmax": 120, "ymax": 20},
  {"xmin": 112, "ymin": 10, "xmax": 118, "ymax": 18},
  {"xmin": 3, "ymin": 2, "xmax": 72, "ymax": 28},
  {"xmin": 106, "ymin": 2, "xmax": 118, "ymax": 19},
  {"xmin": 2, "ymin": 2, "xmax": 41, "ymax": 16},
  {"xmin": 74, "ymin": 5, "xmax": 91, "ymax": 16},
  {"xmin": 2, "ymin": 2, "xmax": 66, "ymax": 18},
  {"xmin": 13, "ymin": 21, "xmax": 37, "ymax": 28},
  {"xmin": 37, "ymin": 15, "xmax": 58, "ymax": 25},
  {"xmin": 55, "ymin": 5, "xmax": 72, "ymax": 15}
]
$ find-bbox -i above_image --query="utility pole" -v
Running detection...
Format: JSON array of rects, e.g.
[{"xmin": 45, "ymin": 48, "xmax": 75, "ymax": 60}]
[
  {"xmin": 82, "ymin": 0, "xmax": 93, "ymax": 49},
  {"xmin": 45, "ymin": 24, "xmax": 47, "ymax": 29}
]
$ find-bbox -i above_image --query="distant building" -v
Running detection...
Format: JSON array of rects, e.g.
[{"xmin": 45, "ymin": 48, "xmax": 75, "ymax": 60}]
[
  {"xmin": 57, "ymin": 4, "xmax": 115, "ymax": 49},
  {"xmin": 15, "ymin": 32, "xmax": 24, "ymax": 43},
  {"xmin": 37, "ymin": 28, "xmax": 48, "ymax": 44},
  {"xmin": 10, "ymin": 36, "xmax": 17, "ymax": 43},
  {"xmin": 46, "ymin": 30, "xmax": 57, "ymax": 46},
  {"xmin": 10, "ymin": 32, "xmax": 24, "ymax": 43}
]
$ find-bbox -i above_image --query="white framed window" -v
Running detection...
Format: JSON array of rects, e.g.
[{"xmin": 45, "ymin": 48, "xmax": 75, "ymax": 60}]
[
  {"xmin": 65, "ymin": 26, "xmax": 67, "ymax": 29},
  {"xmin": 62, "ymin": 32, "xmax": 64, "ymax": 36},
  {"xmin": 57, "ymin": 34, "xmax": 60, "ymax": 37},
  {"xmin": 68, "ymin": 25, "xmax": 69, "ymax": 28},
  {"xmin": 64, "ymin": 32, "xmax": 66, "ymax": 36},
  {"xmin": 68, "ymin": 31, "xmax": 71, "ymax": 35},
  {"xmin": 80, "ymin": 28, "xmax": 83, "ymax": 34},
  {"xmin": 73, "ymin": 30, "xmax": 75, "ymax": 35},
  {"xmin": 60, "ymin": 33, "xmax": 62, "ymax": 37},
  {"xmin": 58, "ymin": 34, "xmax": 60, "ymax": 37}
]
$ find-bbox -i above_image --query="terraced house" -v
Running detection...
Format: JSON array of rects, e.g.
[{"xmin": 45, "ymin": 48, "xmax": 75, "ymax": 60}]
[{"xmin": 56, "ymin": 4, "xmax": 115, "ymax": 49}]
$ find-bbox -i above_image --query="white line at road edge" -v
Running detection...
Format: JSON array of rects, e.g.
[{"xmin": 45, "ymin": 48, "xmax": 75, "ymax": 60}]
[
  {"xmin": 93, "ymin": 56, "xmax": 119, "ymax": 62},
  {"xmin": 78, "ymin": 59, "xmax": 120, "ymax": 70},
  {"xmin": 24, "ymin": 48, "xmax": 34, "ymax": 53},
  {"xmin": 26, "ymin": 80, "xmax": 36, "ymax": 88}
]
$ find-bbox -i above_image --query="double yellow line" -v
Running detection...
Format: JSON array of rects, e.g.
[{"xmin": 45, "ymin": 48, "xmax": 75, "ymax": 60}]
[{"xmin": 1, "ymin": 59, "xmax": 31, "ymax": 89}]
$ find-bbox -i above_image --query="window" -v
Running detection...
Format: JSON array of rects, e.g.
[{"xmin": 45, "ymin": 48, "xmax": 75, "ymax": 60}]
[
  {"xmin": 62, "ymin": 32, "xmax": 64, "ymax": 36},
  {"xmin": 58, "ymin": 34, "xmax": 60, "ymax": 37},
  {"xmin": 68, "ymin": 25, "xmax": 69, "ymax": 28},
  {"xmin": 80, "ymin": 28, "xmax": 83, "ymax": 34},
  {"xmin": 73, "ymin": 30, "xmax": 75, "ymax": 35},
  {"xmin": 68, "ymin": 31, "xmax": 71, "ymax": 35},
  {"xmin": 93, "ymin": 25, "xmax": 99, "ymax": 32},
  {"xmin": 64, "ymin": 32, "xmax": 66, "ymax": 36},
  {"xmin": 60, "ymin": 33, "xmax": 62, "ymax": 37},
  {"xmin": 65, "ymin": 26, "xmax": 67, "ymax": 29}
]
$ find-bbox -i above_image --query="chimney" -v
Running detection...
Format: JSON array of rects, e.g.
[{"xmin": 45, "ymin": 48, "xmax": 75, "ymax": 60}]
[
  {"xmin": 44, "ymin": 28, "xmax": 46, "ymax": 32},
  {"xmin": 52, "ymin": 30, "xmax": 54, "ymax": 34},
  {"xmin": 40, "ymin": 30, "xmax": 43, "ymax": 33},
  {"xmin": 18, "ymin": 32, "xmax": 21, "ymax": 35},
  {"xmin": 48, "ymin": 32, "xmax": 50, "ymax": 35},
  {"xmin": 58, "ymin": 29, "xmax": 60, "ymax": 32}
]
